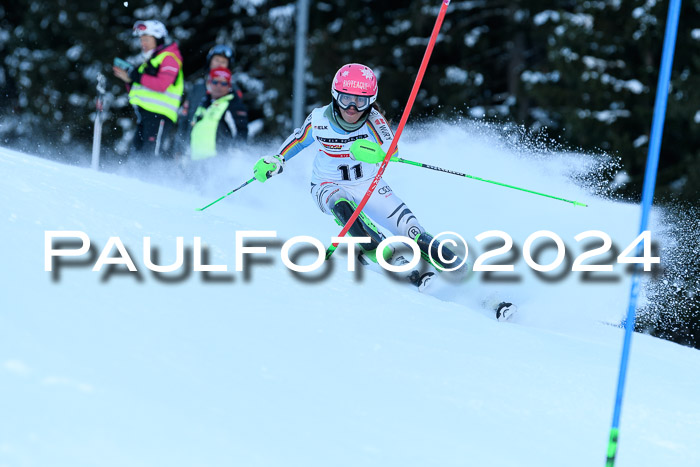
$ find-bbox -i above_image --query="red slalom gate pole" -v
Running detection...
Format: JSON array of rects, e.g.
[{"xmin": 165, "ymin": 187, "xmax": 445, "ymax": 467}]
[{"xmin": 326, "ymin": 0, "xmax": 451, "ymax": 259}]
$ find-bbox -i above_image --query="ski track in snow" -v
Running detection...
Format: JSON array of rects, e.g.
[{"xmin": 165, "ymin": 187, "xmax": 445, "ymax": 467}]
[{"xmin": 1, "ymin": 122, "xmax": 698, "ymax": 467}]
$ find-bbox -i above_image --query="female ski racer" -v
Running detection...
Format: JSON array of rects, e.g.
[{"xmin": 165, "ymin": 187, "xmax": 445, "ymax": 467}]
[{"xmin": 252, "ymin": 63, "xmax": 516, "ymax": 319}]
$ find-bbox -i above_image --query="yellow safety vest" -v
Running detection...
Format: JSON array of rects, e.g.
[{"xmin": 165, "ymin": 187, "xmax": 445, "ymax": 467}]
[
  {"xmin": 128, "ymin": 50, "xmax": 184, "ymax": 123},
  {"xmin": 190, "ymin": 94, "xmax": 234, "ymax": 160}
]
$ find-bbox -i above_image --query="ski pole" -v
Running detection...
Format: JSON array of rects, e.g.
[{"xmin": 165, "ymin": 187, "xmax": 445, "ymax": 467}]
[
  {"xmin": 195, "ymin": 176, "xmax": 256, "ymax": 211},
  {"xmin": 91, "ymin": 73, "xmax": 106, "ymax": 171},
  {"xmin": 605, "ymin": 0, "xmax": 681, "ymax": 465},
  {"xmin": 154, "ymin": 119, "xmax": 165, "ymax": 157},
  {"xmin": 326, "ymin": 0, "xmax": 451, "ymax": 260},
  {"xmin": 390, "ymin": 156, "xmax": 588, "ymax": 207}
]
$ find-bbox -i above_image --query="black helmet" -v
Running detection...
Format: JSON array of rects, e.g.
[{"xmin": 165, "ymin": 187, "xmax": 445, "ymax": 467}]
[{"xmin": 206, "ymin": 44, "xmax": 234, "ymax": 68}]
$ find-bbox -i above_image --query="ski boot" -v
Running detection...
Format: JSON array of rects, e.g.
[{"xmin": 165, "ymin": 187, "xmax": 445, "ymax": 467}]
[
  {"xmin": 414, "ymin": 232, "xmax": 468, "ymax": 276},
  {"xmin": 391, "ymin": 254, "xmax": 435, "ymax": 292},
  {"xmin": 332, "ymin": 198, "xmax": 393, "ymax": 263},
  {"xmin": 495, "ymin": 302, "xmax": 518, "ymax": 322}
]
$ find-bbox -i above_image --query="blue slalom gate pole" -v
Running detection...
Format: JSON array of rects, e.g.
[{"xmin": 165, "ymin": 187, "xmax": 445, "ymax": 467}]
[{"xmin": 605, "ymin": 1, "xmax": 683, "ymax": 465}]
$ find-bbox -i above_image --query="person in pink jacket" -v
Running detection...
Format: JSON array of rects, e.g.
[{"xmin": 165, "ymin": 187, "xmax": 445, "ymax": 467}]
[{"xmin": 113, "ymin": 20, "xmax": 184, "ymax": 161}]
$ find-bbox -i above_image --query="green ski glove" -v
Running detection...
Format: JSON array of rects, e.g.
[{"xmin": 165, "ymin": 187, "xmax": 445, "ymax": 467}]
[
  {"xmin": 349, "ymin": 139, "xmax": 387, "ymax": 164},
  {"xmin": 254, "ymin": 155, "xmax": 285, "ymax": 182}
]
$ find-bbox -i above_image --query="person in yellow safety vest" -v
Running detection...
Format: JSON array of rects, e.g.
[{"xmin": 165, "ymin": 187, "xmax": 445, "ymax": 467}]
[
  {"xmin": 189, "ymin": 67, "xmax": 248, "ymax": 163},
  {"xmin": 113, "ymin": 20, "xmax": 184, "ymax": 161},
  {"xmin": 175, "ymin": 44, "xmax": 248, "ymax": 158}
]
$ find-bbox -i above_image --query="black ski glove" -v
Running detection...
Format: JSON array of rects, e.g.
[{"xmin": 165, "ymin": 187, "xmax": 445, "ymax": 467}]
[{"xmin": 128, "ymin": 68, "xmax": 142, "ymax": 84}]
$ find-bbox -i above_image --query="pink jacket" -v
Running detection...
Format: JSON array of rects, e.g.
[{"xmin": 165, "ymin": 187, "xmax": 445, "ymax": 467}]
[{"xmin": 128, "ymin": 42, "xmax": 183, "ymax": 92}]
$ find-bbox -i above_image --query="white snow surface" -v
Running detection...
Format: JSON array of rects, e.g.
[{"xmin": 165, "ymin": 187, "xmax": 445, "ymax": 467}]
[{"xmin": 1, "ymin": 122, "xmax": 699, "ymax": 466}]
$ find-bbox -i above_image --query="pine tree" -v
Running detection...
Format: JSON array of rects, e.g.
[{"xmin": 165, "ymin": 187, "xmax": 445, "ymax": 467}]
[{"xmin": 521, "ymin": 0, "xmax": 700, "ymax": 203}]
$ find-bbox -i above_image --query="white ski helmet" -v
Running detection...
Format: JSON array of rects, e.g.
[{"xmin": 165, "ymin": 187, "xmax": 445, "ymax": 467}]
[{"xmin": 132, "ymin": 20, "xmax": 168, "ymax": 40}]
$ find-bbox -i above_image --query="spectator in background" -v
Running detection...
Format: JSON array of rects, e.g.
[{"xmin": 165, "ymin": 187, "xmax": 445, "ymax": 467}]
[
  {"xmin": 113, "ymin": 20, "xmax": 184, "ymax": 161},
  {"xmin": 175, "ymin": 44, "xmax": 247, "ymax": 157},
  {"xmin": 190, "ymin": 67, "xmax": 248, "ymax": 160}
]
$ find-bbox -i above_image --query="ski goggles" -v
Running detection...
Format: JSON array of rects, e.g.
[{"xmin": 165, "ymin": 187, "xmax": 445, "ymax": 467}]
[
  {"xmin": 335, "ymin": 92, "xmax": 372, "ymax": 112},
  {"xmin": 209, "ymin": 44, "xmax": 233, "ymax": 60},
  {"xmin": 210, "ymin": 79, "xmax": 230, "ymax": 86}
]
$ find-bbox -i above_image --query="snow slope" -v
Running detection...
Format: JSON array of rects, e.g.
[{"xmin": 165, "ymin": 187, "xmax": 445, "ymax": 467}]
[{"xmin": 1, "ymin": 123, "xmax": 699, "ymax": 467}]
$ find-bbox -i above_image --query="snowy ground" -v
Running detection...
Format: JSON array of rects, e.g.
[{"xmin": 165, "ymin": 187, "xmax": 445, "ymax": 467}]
[{"xmin": 1, "ymin": 122, "xmax": 699, "ymax": 466}]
